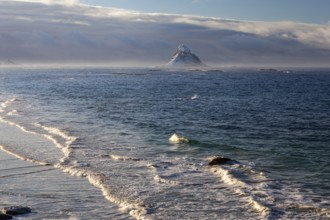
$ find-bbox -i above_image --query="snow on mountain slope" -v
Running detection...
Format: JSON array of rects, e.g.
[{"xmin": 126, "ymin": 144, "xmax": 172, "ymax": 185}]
[{"xmin": 166, "ymin": 44, "xmax": 207, "ymax": 68}]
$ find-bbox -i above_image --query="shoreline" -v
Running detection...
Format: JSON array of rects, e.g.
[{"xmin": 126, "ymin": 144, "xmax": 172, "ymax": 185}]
[
  {"xmin": 0, "ymin": 106, "xmax": 133, "ymax": 219},
  {"xmin": 0, "ymin": 149, "xmax": 130, "ymax": 219},
  {"xmin": 0, "ymin": 118, "xmax": 131, "ymax": 219}
]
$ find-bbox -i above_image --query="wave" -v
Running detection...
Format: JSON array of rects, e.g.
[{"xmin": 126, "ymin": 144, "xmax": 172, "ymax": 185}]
[
  {"xmin": 209, "ymin": 161, "xmax": 280, "ymax": 219},
  {"xmin": 0, "ymin": 120, "xmax": 151, "ymax": 219},
  {"xmin": 1, "ymin": 97, "xmax": 327, "ymax": 219},
  {"xmin": 208, "ymin": 157, "xmax": 330, "ymax": 219},
  {"xmin": 4, "ymin": 126, "xmax": 157, "ymax": 219},
  {"xmin": 56, "ymin": 161, "xmax": 152, "ymax": 220},
  {"xmin": 109, "ymin": 154, "xmax": 141, "ymax": 162},
  {"xmin": 35, "ymin": 123, "xmax": 77, "ymax": 147},
  {"xmin": 0, "ymin": 98, "xmax": 153, "ymax": 219},
  {"xmin": 109, "ymin": 154, "xmax": 180, "ymax": 186},
  {"xmin": 191, "ymin": 94, "xmax": 198, "ymax": 100},
  {"xmin": 1, "ymin": 105, "xmax": 152, "ymax": 220},
  {"xmin": 0, "ymin": 97, "xmax": 17, "ymax": 113},
  {"xmin": 169, "ymin": 133, "xmax": 190, "ymax": 144},
  {"xmin": 0, "ymin": 145, "xmax": 51, "ymax": 166},
  {"xmin": 288, "ymin": 205, "xmax": 330, "ymax": 218},
  {"xmin": 0, "ymin": 117, "xmax": 74, "ymax": 165},
  {"xmin": 34, "ymin": 123, "xmax": 77, "ymax": 162},
  {"xmin": 153, "ymin": 174, "xmax": 179, "ymax": 185},
  {"xmin": 0, "ymin": 98, "xmax": 75, "ymax": 165},
  {"xmin": 7, "ymin": 109, "xmax": 18, "ymax": 116}
]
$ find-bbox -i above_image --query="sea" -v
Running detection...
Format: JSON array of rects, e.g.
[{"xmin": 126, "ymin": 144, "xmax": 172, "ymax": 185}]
[{"xmin": 0, "ymin": 67, "xmax": 329, "ymax": 220}]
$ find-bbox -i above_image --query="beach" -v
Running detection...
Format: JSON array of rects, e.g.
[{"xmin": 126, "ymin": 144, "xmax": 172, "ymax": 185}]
[
  {"xmin": 0, "ymin": 123, "xmax": 130, "ymax": 220},
  {"xmin": 0, "ymin": 149, "xmax": 131, "ymax": 220}
]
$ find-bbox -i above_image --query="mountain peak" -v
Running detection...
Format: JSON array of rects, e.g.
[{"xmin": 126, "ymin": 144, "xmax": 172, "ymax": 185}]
[
  {"xmin": 177, "ymin": 44, "xmax": 191, "ymax": 53},
  {"xmin": 166, "ymin": 44, "xmax": 206, "ymax": 68}
]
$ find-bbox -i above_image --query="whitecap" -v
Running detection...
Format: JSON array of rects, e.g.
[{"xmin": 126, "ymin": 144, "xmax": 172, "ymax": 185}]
[
  {"xmin": 169, "ymin": 133, "xmax": 190, "ymax": 144},
  {"xmin": 153, "ymin": 175, "xmax": 179, "ymax": 185},
  {"xmin": 109, "ymin": 154, "xmax": 141, "ymax": 162},
  {"xmin": 0, "ymin": 98, "xmax": 17, "ymax": 113},
  {"xmin": 191, "ymin": 94, "xmax": 198, "ymax": 100},
  {"xmin": 209, "ymin": 164, "xmax": 276, "ymax": 219}
]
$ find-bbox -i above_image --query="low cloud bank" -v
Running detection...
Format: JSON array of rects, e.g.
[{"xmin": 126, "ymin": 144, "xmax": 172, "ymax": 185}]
[{"xmin": 1, "ymin": 0, "xmax": 330, "ymax": 66}]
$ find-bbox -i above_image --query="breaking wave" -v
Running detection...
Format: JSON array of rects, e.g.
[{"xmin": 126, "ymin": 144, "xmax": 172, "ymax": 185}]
[{"xmin": 169, "ymin": 133, "xmax": 190, "ymax": 144}]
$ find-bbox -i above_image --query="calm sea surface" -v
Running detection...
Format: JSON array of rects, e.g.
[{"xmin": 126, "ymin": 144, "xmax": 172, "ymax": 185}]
[{"xmin": 0, "ymin": 67, "xmax": 329, "ymax": 219}]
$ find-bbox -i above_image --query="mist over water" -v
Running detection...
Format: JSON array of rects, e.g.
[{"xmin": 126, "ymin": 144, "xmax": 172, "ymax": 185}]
[{"xmin": 0, "ymin": 67, "xmax": 329, "ymax": 219}]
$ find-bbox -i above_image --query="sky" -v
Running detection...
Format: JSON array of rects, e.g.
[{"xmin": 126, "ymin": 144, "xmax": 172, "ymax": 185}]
[
  {"xmin": 81, "ymin": 0, "xmax": 330, "ymax": 24},
  {"xmin": 0, "ymin": 0, "xmax": 330, "ymax": 67}
]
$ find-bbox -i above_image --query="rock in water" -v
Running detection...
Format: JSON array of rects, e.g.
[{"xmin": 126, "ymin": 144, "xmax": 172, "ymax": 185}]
[
  {"xmin": 166, "ymin": 44, "xmax": 207, "ymax": 68},
  {"xmin": 208, "ymin": 157, "xmax": 232, "ymax": 166},
  {"xmin": 2, "ymin": 206, "xmax": 31, "ymax": 215},
  {"xmin": 0, "ymin": 214, "xmax": 12, "ymax": 220},
  {"xmin": 169, "ymin": 133, "xmax": 190, "ymax": 144}
]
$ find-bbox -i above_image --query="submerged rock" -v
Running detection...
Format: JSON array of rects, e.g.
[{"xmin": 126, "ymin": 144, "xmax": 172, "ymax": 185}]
[
  {"xmin": 208, "ymin": 157, "xmax": 232, "ymax": 166},
  {"xmin": 0, "ymin": 213, "xmax": 12, "ymax": 220},
  {"xmin": 2, "ymin": 206, "xmax": 31, "ymax": 216}
]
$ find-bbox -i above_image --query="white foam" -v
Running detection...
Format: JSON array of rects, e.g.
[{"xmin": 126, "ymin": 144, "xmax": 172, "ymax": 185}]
[
  {"xmin": 153, "ymin": 175, "xmax": 179, "ymax": 185},
  {"xmin": 191, "ymin": 94, "xmax": 198, "ymax": 100},
  {"xmin": 109, "ymin": 154, "xmax": 141, "ymax": 162},
  {"xmin": 0, "ymin": 118, "xmax": 68, "ymax": 165},
  {"xmin": 294, "ymin": 205, "xmax": 330, "ymax": 217},
  {"xmin": 7, "ymin": 109, "xmax": 18, "ymax": 116},
  {"xmin": 56, "ymin": 163, "xmax": 151, "ymax": 220},
  {"xmin": 270, "ymin": 182, "xmax": 330, "ymax": 218},
  {"xmin": 210, "ymin": 165, "xmax": 274, "ymax": 218},
  {"xmin": 33, "ymin": 123, "xmax": 77, "ymax": 163},
  {"xmin": 169, "ymin": 133, "xmax": 190, "ymax": 144},
  {"xmin": 0, "ymin": 117, "xmax": 31, "ymax": 133},
  {"xmin": 109, "ymin": 155, "xmax": 179, "ymax": 186},
  {"xmin": 35, "ymin": 123, "xmax": 77, "ymax": 147},
  {"xmin": 0, "ymin": 145, "xmax": 50, "ymax": 166},
  {"xmin": 2, "ymin": 140, "xmax": 145, "ymax": 215},
  {"xmin": 0, "ymin": 98, "xmax": 17, "ymax": 113}
]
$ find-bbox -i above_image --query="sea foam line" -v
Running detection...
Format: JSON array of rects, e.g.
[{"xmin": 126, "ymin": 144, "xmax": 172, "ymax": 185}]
[
  {"xmin": 110, "ymin": 153, "xmax": 182, "ymax": 186},
  {"xmin": 211, "ymin": 161, "xmax": 330, "ymax": 219},
  {"xmin": 0, "ymin": 145, "xmax": 50, "ymax": 166},
  {"xmin": 0, "ymin": 122, "xmax": 149, "ymax": 220},
  {"xmin": 34, "ymin": 123, "xmax": 77, "ymax": 162},
  {"xmin": 0, "ymin": 99, "xmax": 150, "ymax": 220},
  {"xmin": 1, "ymin": 143, "xmax": 150, "ymax": 219},
  {"xmin": 0, "ymin": 98, "xmax": 17, "ymax": 112},
  {"xmin": 34, "ymin": 123, "xmax": 77, "ymax": 147},
  {"xmin": 210, "ymin": 164, "xmax": 278, "ymax": 219},
  {"xmin": 57, "ymin": 163, "xmax": 152, "ymax": 220},
  {"xmin": 0, "ymin": 117, "xmax": 73, "ymax": 163}
]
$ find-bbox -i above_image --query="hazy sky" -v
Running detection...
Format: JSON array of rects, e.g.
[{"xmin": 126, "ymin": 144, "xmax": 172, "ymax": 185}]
[
  {"xmin": 81, "ymin": 0, "xmax": 330, "ymax": 24},
  {"xmin": 1, "ymin": 0, "xmax": 330, "ymax": 66}
]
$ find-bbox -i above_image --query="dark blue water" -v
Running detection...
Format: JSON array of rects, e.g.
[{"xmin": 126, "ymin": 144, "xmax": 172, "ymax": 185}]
[{"xmin": 0, "ymin": 67, "xmax": 329, "ymax": 219}]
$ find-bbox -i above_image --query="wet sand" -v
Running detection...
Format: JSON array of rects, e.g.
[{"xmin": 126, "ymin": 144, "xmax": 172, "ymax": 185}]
[{"xmin": 0, "ymin": 150, "xmax": 130, "ymax": 219}]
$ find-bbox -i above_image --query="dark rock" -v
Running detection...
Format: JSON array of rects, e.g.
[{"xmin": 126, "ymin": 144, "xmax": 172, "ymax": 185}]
[
  {"xmin": 208, "ymin": 157, "xmax": 232, "ymax": 166},
  {"xmin": 2, "ymin": 206, "xmax": 31, "ymax": 215},
  {"xmin": 0, "ymin": 214, "xmax": 12, "ymax": 220}
]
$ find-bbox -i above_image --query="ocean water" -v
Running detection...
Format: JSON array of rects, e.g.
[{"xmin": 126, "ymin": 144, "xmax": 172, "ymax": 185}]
[{"xmin": 0, "ymin": 67, "xmax": 329, "ymax": 219}]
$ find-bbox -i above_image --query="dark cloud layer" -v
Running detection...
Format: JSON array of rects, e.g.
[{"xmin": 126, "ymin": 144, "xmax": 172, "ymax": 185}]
[{"xmin": 1, "ymin": 1, "xmax": 330, "ymax": 66}]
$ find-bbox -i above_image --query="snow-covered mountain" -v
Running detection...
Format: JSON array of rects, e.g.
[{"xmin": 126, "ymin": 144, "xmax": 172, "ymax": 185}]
[{"xmin": 165, "ymin": 45, "xmax": 207, "ymax": 68}]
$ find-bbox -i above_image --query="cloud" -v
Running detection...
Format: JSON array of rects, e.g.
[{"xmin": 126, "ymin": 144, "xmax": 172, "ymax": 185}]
[
  {"xmin": 10, "ymin": 0, "xmax": 78, "ymax": 6},
  {"xmin": 0, "ymin": 0, "xmax": 330, "ymax": 66}
]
